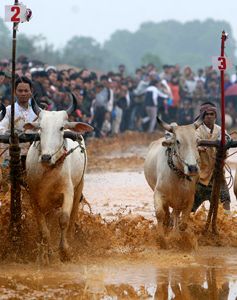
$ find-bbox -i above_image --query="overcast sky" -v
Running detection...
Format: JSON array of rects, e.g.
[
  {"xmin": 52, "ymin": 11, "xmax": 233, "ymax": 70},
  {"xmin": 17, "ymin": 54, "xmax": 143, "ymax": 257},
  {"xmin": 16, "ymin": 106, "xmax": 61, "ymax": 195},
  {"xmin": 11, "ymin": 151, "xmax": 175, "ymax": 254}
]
[{"xmin": 1, "ymin": 0, "xmax": 237, "ymax": 48}]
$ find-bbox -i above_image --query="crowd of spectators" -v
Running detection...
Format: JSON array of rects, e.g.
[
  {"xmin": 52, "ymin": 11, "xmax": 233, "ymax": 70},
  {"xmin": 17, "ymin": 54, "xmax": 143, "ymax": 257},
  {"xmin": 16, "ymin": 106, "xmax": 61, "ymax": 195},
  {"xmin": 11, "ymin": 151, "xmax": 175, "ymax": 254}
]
[{"xmin": 0, "ymin": 55, "xmax": 237, "ymax": 138}]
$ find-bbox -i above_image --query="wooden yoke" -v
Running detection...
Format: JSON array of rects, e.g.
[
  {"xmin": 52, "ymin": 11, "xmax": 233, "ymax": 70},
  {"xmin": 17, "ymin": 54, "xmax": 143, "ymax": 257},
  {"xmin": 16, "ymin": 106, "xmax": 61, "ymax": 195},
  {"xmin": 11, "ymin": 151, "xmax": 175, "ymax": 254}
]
[{"xmin": 0, "ymin": 132, "xmax": 83, "ymax": 144}]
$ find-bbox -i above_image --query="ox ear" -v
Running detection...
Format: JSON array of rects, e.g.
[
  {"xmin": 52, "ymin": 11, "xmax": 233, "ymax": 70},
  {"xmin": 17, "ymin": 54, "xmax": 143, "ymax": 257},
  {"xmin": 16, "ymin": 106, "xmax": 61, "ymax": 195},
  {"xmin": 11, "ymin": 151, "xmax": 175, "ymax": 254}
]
[
  {"xmin": 162, "ymin": 139, "xmax": 174, "ymax": 147},
  {"xmin": 162, "ymin": 133, "xmax": 175, "ymax": 147},
  {"xmin": 64, "ymin": 122, "xmax": 94, "ymax": 134},
  {"xmin": 23, "ymin": 122, "xmax": 40, "ymax": 132}
]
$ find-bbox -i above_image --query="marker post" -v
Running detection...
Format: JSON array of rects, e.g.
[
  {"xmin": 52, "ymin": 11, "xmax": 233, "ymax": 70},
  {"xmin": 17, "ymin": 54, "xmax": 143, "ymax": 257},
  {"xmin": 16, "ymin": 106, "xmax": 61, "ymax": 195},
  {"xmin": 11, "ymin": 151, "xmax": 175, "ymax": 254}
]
[
  {"xmin": 3, "ymin": 1, "xmax": 32, "ymax": 250},
  {"xmin": 199, "ymin": 31, "xmax": 229, "ymax": 234},
  {"xmin": 9, "ymin": 0, "xmax": 22, "ymax": 246}
]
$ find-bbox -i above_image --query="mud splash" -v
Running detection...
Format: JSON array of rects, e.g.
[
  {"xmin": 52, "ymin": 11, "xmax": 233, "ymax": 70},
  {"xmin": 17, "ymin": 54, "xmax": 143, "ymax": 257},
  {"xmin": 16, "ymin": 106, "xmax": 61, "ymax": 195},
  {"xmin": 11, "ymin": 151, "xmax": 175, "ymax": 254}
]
[
  {"xmin": 1, "ymin": 131, "xmax": 237, "ymax": 259},
  {"xmin": 1, "ymin": 131, "xmax": 237, "ymax": 298},
  {"xmin": 1, "ymin": 189, "xmax": 237, "ymax": 262}
]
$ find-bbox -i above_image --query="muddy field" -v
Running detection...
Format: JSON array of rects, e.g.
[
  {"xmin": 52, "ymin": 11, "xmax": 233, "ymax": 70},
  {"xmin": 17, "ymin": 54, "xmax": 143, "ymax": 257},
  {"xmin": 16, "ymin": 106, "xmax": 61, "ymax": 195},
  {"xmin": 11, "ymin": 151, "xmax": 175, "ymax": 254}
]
[{"xmin": 1, "ymin": 131, "xmax": 237, "ymax": 299}]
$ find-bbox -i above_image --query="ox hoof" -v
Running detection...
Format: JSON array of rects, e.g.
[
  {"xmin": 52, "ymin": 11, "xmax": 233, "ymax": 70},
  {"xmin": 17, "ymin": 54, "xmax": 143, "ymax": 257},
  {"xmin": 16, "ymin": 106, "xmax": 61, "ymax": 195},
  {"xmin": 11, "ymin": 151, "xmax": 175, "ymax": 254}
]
[
  {"xmin": 179, "ymin": 222, "xmax": 188, "ymax": 231},
  {"xmin": 156, "ymin": 235, "xmax": 167, "ymax": 249},
  {"xmin": 59, "ymin": 247, "xmax": 71, "ymax": 262},
  {"xmin": 38, "ymin": 251, "xmax": 50, "ymax": 266},
  {"xmin": 37, "ymin": 242, "xmax": 53, "ymax": 266},
  {"xmin": 67, "ymin": 228, "xmax": 75, "ymax": 242}
]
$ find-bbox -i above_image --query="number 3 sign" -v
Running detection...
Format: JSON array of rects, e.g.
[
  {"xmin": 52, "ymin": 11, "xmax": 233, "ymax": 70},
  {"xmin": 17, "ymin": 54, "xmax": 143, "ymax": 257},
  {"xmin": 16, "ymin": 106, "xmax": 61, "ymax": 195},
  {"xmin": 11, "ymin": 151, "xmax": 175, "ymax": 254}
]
[
  {"xmin": 218, "ymin": 56, "xmax": 226, "ymax": 70},
  {"xmin": 212, "ymin": 56, "xmax": 232, "ymax": 71},
  {"xmin": 5, "ymin": 5, "xmax": 27, "ymax": 22}
]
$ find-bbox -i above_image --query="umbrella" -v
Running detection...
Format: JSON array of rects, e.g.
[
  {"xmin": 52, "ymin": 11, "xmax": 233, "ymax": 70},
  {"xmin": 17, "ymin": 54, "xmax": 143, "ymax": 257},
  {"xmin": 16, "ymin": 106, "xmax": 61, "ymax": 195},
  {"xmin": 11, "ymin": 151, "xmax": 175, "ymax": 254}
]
[{"xmin": 225, "ymin": 83, "xmax": 237, "ymax": 96}]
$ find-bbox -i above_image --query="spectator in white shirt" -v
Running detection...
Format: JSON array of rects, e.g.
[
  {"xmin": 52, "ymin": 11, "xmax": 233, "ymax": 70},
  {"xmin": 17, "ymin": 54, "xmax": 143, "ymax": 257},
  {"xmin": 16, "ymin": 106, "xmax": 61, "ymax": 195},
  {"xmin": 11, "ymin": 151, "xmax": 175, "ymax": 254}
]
[{"xmin": 144, "ymin": 80, "xmax": 169, "ymax": 132}]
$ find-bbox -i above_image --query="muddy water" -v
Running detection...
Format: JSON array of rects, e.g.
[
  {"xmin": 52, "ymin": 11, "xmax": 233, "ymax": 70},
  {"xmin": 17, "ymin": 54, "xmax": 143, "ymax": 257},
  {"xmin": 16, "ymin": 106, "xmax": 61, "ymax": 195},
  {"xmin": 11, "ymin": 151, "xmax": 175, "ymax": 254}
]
[
  {"xmin": 84, "ymin": 172, "xmax": 154, "ymax": 220},
  {"xmin": 83, "ymin": 170, "xmax": 237, "ymax": 220},
  {"xmin": 1, "ymin": 132, "xmax": 237, "ymax": 299},
  {"xmin": 0, "ymin": 253, "xmax": 237, "ymax": 299}
]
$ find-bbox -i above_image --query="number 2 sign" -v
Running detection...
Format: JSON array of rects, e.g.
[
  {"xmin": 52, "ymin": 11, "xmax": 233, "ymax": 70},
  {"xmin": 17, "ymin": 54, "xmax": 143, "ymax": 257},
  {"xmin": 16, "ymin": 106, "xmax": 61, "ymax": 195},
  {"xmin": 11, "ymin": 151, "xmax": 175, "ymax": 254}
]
[{"xmin": 5, "ymin": 5, "xmax": 27, "ymax": 23}]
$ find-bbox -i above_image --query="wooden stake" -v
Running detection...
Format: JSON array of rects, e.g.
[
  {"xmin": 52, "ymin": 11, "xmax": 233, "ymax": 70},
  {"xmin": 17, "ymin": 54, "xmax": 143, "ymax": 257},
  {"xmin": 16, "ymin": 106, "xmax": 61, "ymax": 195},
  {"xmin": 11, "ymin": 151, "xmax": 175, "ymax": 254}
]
[
  {"xmin": 204, "ymin": 31, "xmax": 228, "ymax": 234},
  {"xmin": 9, "ymin": 0, "xmax": 22, "ymax": 249}
]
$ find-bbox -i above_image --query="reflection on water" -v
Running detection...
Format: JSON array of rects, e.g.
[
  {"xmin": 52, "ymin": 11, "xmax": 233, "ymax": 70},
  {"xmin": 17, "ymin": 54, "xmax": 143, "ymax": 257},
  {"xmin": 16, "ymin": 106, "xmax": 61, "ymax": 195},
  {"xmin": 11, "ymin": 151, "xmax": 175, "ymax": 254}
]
[
  {"xmin": 0, "ymin": 260, "xmax": 237, "ymax": 299},
  {"xmin": 155, "ymin": 268, "xmax": 232, "ymax": 300}
]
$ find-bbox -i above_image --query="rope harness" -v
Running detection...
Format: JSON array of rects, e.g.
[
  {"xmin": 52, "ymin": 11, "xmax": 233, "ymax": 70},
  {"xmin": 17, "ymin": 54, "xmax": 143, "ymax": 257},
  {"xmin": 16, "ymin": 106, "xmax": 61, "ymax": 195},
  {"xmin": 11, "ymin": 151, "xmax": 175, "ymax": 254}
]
[
  {"xmin": 166, "ymin": 147, "xmax": 192, "ymax": 181},
  {"xmin": 22, "ymin": 135, "xmax": 87, "ymax": 192},
  {"xmin": 53, "ymin": 138, "xmax": 86, "ymax": 174},
  {"xmin": 33, "ymin": 134, "xmax": 85, "ymax": 167}
]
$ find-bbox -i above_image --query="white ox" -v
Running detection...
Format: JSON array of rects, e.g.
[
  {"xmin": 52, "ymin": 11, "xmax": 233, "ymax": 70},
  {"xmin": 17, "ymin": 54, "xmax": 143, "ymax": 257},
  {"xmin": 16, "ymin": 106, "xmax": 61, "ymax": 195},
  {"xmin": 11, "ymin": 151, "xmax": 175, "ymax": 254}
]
[
  {"xmin": 144, "ymin": 116, "xmax": 202, "ymax": 233},
  {"xmin": 24, "ymin": 95, "xmax": 93, "ymax": 262}
]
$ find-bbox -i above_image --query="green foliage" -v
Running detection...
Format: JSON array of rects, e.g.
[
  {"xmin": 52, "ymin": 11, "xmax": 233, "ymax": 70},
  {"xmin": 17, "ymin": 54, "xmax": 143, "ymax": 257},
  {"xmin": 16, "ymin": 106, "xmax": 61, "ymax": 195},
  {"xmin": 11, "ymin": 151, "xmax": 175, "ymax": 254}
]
[
  {"xmin": 141, "ymin": 53, "xmax": 163, "ymax": 69},
  {"xmin": 17, "ymin": 34, "xmax": 36, "ymax": 57},
  {"xmin": 0, "ymin": 17, "xmax": 236, "ymax": 72},
  {"xmin": 30, "ymin": 35, "xmax": 61, "ymax": 65},
  {"xmin": 62, "ymin": 36, "xmax": 112, "ymax": 71},
  {"xmin": 0, "ymin": 19, "xmax": 11, "ymax": 59},
  {"xmin": 104, "ymin": 19, "xmax": 237, "ymax": 71}
]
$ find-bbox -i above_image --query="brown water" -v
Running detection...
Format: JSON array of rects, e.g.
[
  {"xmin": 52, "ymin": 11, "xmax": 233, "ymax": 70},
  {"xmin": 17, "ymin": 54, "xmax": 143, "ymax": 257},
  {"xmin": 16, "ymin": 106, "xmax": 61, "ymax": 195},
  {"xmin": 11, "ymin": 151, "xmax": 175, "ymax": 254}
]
[
  {"xmin": 1, "ymin": 132, "xmax": 237, "ymax": 299},
  {"xmin": 0, "ymin": 252, "xmax": 237, "ymax": 299}
]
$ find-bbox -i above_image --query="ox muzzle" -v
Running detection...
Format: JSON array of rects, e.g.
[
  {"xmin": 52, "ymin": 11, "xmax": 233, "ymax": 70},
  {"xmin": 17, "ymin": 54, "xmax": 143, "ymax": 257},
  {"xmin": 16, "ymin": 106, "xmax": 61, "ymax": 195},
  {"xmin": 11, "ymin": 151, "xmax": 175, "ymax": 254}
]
[
  {"xmin": 187, "ymin": 164, "xmax": 199, "ymax": 176},
  {"xmin": 41, "ymin": 154, "xmax": 52, "ymax": 163}
]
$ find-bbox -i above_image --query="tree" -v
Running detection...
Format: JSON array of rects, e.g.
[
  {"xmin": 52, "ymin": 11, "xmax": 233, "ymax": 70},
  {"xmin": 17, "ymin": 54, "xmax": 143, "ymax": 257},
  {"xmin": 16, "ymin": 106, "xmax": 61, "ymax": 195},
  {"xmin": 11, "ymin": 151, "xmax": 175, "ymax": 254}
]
[
  {"xmin": 17, "ymin": 34, "xmax": 37, "ymax": 57},
  {"xmin": 104, "ymin": 19, "xmax": 237, "ymax": 72},
  {"xmin": 0, "ymin": 16, "xmax": 236, "ymax": 73},
  {"xmin": 0, "ymin": 18, "xmax": 11, "ymax": 59},
  {"xmin": 62, "ymin": 36, "xmax": 110, "ymax": 70},
  {"xmin": 141, "ymin": 53, "xmax": 162, "ymax": 69}
]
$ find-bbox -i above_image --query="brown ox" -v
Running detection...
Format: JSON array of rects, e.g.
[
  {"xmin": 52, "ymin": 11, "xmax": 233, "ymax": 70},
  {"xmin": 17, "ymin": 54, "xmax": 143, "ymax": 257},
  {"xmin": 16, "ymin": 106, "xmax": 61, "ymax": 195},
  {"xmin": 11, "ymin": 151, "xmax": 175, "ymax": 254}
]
[{"xmin": 144, "ymin": 116, "xmax": 202, "ymax": 233}]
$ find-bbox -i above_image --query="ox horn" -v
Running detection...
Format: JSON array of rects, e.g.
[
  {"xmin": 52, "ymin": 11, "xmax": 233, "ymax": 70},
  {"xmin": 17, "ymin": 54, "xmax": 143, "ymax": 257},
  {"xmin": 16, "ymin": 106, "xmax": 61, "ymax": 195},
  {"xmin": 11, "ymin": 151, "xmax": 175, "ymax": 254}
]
[
  {"xmin": 66, "ymin": 93, "xmax": 77, "ymax": 116},
  {"xmin": 0, "ymin": 103, "xmax": 6, "ymax": 121},
  {"xmin": 31, "ymin": 98, "xmax": 42, "ymax": 116},
  {"xmin": 193, "ymin": 112, "xmax": 204, "ymax": 129},
  {"xmin": 156, "ymin": 116, "xmax": 174, "ymax": 132}
]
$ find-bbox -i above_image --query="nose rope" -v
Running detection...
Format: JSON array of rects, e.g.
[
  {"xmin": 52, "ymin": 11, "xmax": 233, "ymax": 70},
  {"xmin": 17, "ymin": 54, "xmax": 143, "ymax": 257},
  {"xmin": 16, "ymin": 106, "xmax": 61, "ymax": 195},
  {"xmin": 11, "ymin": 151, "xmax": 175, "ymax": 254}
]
[
  {"xmin": 36, "ymin": 140, "xmax": 65, "ymax": 161},
  {"xmin": 35, "ymin": 136, "xmax": 85, "ymax": 166},
  {"xmin": 166, "ymin": 147, "xmax": 192, "ymax": 181},
  {"xmin": 174, "ymin": 150, "xmax": 189, "ymax": 166},
  {"xmin": 50, "ymin": 141, "xmax": 65, "ymax": 159},
  {"xmin": 173, "ymin": 142, "xmax": 199, "ymax": 170},
  {"xmin": 173, "ymin": 148, "xmax": 192, "ymax": 168}
]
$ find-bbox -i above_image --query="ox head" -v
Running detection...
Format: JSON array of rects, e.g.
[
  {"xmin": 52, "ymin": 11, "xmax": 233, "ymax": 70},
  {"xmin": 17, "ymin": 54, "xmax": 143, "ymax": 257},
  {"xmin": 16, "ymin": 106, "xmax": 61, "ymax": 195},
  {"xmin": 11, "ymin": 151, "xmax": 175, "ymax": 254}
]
[
  {"xmin": 24, "ymin": 94, "xmax": 93, "ymax": 165},
  {"xmin": 0, "ymin": 103, "xmax": 6, "ymax": 121},
  {"xmin": 157, "ymin": 115, "xmax": 203, "ymax": 176}
]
